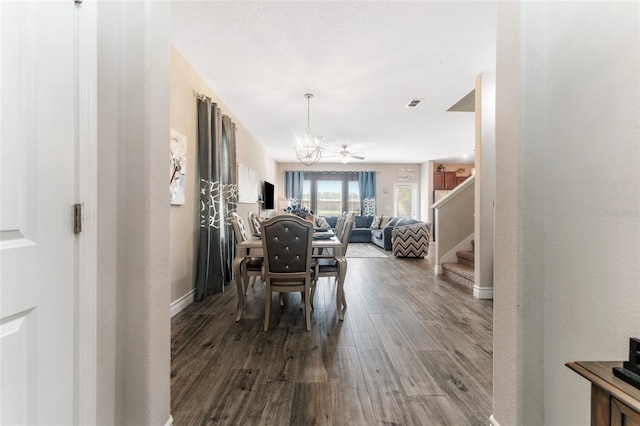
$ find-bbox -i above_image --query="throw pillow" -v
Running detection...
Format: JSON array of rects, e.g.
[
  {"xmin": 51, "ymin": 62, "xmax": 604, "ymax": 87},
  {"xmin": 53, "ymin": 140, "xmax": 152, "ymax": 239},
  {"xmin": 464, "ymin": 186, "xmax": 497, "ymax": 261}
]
[
  {"xmin": 371, "ymin": 215, "xmax": 382, "ymax": 229},
  {"xmin": 354, "ymin": 215, "xmax": 369, "ymax": 229},
  {"xmin": 386, "ymin": 217, "xmax": 402, "ymax": 227},
  {"xmin": 379, "ymin": 216, "xmax": 391, "ymax": 228},
  {"xmin": 316, "ymin": 216, "xmax": 330, "ymax": 229}
]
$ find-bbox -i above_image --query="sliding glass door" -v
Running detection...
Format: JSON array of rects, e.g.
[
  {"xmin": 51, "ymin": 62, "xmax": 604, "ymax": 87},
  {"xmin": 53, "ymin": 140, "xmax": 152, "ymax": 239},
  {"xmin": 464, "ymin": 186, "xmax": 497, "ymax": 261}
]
[{"xmin": 299, "ymin": 172, "xmax": 360, "ymax": 216}]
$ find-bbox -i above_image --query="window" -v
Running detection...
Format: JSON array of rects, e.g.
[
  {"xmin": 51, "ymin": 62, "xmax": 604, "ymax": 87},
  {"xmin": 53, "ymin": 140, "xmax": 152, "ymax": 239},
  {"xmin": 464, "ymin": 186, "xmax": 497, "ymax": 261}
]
[
  {"xmin": 301, "ymin": 172, "xmax": 360, "ymax": 216},
  {"xmin": 301, "ymin": 180, "xmax": 311, "ymax": 209},
  {"xmin": 317, "ymin": 180, "xmax": 342, "ymax": 216},
  {"xmin": 348, "ymin": 180, "xmax": 360, "ymax": 213}
]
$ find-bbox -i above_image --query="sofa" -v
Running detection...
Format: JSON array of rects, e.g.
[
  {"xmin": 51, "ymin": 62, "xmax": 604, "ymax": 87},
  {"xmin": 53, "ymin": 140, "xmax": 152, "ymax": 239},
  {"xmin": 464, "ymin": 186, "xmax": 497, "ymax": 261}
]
[
  {"xmin": 317, "ymin": 214, "xmax": 422, "ymax": 250},
  {"xmin": 319, "ymin": 215, "xmax": 376, "ymax": 243},
  {"xmin": 370, "ymin": 216, "xmax": 421, "ymax": 250}
]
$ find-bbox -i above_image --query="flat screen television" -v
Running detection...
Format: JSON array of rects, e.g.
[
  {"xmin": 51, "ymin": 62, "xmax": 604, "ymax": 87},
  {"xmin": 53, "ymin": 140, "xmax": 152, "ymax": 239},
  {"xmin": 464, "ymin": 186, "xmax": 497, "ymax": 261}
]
[{"xmin": 263, "ymin": 181, "xmax": 275, "ymax": 210}]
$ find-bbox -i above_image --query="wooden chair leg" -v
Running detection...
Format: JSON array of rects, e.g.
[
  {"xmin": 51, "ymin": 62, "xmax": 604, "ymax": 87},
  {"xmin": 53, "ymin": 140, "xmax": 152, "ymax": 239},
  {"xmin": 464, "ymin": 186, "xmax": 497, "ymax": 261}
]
[
  {"xmin": 304, "ymin": 285, "xmax": 311, "ymax": 331},
  {"xmin": 264, "ymin": 283, "xmax": 271, "ymax": 332},
  {"xmin": 310, "ymin": 280, "xmax": 317, "ymax": 309},
  {"xmin": 240, "ymin": 262, "xmax": 249, "ymax": 295}
]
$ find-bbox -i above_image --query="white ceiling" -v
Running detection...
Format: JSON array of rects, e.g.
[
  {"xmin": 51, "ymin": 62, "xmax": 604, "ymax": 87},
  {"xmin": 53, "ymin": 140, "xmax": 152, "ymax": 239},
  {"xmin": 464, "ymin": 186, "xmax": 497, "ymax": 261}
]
[{"xmin": 172, "ymin": 1, "xmax": 497, "ymax": 164}]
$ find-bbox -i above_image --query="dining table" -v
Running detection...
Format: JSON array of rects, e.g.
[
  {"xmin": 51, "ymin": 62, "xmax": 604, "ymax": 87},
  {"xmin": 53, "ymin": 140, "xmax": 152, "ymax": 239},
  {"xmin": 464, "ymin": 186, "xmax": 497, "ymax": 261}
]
[{"xmin": 233, "ymin": 230, "xmax": 347, "ymax": 322}]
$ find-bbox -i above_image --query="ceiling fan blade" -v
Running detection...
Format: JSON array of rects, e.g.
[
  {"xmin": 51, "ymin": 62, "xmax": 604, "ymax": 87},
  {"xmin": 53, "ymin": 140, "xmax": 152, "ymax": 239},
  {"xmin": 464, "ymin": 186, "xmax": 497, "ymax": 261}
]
[{"xmin": 351, "ymin": 155, "xmax": 365, "ymax": 160}]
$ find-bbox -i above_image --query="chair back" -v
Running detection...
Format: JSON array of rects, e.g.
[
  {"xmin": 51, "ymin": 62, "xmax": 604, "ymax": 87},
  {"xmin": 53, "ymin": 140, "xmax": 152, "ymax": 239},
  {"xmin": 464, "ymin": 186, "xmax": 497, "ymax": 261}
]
[
  {"xmin": 248, "ymin": 211, "xmax": 262, "ymax": 236},
  {"xmin": 260, "ymin": 215, "xmax": 313, "ymax": 280},
  {"xmin": 335, "ymin": 212, "xmax": 353, "ymax": 243},
  {"xmin": 334, "ymin": 212, "xmax": 347, "ymax": 241},
  {"xmin": 230, "ymin": 211, "xmax": 250, "ymax": 242},
  {"xmin": 340, "ymin": 213, "xmax": 355, "ymax": 255}
]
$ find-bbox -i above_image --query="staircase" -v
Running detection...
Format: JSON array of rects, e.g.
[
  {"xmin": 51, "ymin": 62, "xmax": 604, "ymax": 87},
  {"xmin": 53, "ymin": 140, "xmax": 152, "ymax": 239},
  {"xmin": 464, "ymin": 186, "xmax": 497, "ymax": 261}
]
[{"xmin": 441, "ymin": 240, "xmax": 475, "ymax": 290}]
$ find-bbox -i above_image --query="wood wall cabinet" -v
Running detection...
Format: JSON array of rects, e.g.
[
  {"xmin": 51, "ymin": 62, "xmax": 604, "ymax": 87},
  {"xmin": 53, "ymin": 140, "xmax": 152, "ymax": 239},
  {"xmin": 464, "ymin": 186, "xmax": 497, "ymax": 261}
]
[
  {"xmin": 433, "ymin": 171, "xmax": 444, "ymax": 189},
  {"xmin": 434, "ymin": 171, "xmax": 468, "ymax": 190},
  {"xmin": 566, "ymin": 361, "xmax": 640, "ymax": 426},
  {"xmin": 456, "ymin": 176, "xmax": 469, "ymax": 186}
]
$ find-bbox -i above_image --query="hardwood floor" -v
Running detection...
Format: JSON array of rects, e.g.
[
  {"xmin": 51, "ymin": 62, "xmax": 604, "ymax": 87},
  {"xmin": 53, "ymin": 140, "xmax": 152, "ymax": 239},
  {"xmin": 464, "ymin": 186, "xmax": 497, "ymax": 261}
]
[{"xmin": 171, "ymin": 252, "xmax": 493, "ymax": 425}]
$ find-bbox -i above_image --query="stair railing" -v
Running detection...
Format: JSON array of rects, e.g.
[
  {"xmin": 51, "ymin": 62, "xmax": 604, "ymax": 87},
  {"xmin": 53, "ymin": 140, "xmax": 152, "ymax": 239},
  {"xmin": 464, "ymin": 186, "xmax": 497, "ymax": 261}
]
[{"xmin": 431, "ymin": 176, "xmax": 475, "ymax": 274}]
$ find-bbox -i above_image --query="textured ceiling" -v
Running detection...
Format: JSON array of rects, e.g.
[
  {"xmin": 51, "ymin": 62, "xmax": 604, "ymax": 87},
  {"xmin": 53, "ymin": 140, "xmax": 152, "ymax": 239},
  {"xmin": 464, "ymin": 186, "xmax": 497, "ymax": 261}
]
[{"xmin": 172, "ymin": 1, "xmax": 497, "ymax": 164}]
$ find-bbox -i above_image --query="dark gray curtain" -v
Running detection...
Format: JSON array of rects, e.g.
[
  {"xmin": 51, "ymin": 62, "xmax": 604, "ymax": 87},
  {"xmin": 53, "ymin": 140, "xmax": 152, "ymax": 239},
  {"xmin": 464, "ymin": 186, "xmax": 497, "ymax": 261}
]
[
  {"xmin": 221, "ymin": 115, "xmax": 237, "ymax": 287},
  {"xmin": 285, "ymin": 170, "xmax": 305, "ymax": 201},
  {"xmin": 357, "ymin": 171, "xmax": 377, "ymax": 215},
  {"xmin": 195, "ymin": 98, "xmax": 237, "ymax": 301}
]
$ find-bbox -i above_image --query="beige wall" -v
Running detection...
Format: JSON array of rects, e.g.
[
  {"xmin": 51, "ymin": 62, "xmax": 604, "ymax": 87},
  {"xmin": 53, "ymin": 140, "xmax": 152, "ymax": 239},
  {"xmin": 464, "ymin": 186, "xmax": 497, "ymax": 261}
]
[
  {"xmin": 276, "ymin": 162, "xmax": 422, "ymax": 218},
  {"xmin": 169, "ymin": 47, "xmax": 277, "ymax": 304},
  {"xmin": 494, "ymin": 2, "xmax": 640, "ymax": 425}
]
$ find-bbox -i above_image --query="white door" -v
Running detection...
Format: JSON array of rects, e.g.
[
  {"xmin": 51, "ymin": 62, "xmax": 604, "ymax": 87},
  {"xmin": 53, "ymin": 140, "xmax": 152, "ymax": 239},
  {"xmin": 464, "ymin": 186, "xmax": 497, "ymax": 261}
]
[
  {"xmin": 393, "ymin": 183, "xmax": 418, "ymax": 218},
  {"xmin": 1, "ymin": 2, "xmax": 77, "ymax": 424}
]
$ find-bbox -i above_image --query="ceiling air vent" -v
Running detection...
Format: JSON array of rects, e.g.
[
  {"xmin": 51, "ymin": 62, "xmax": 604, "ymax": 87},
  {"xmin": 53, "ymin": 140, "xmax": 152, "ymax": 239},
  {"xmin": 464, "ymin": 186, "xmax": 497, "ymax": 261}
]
[{"xmin": 405, "ymin": 99, "xmax": 423, "ymax": 109}]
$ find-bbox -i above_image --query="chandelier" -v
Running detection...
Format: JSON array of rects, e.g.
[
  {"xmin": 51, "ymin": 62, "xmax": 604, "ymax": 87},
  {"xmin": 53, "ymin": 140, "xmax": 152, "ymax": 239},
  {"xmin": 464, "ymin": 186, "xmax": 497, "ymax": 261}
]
[{"xmin": 295, "ymin": 93, "xmax": 323, "ymax": 166}]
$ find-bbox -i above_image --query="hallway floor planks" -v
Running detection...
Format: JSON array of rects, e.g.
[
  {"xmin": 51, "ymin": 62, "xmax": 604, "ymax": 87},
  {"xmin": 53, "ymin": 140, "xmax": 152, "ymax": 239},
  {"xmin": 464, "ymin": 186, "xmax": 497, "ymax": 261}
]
[{"xmin": 171, "ymin": 255, "xmax": 493, "ymax": 425}]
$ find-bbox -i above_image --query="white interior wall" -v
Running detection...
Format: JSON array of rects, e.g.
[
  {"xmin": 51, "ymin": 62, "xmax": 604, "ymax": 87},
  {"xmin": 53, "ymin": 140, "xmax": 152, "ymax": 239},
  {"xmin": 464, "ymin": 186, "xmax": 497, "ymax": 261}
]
[
  {"xmin": 97, "ymin": 2, "xmax": 171, "ymax": 425},
  {"xmin": 494, "ymin": 2, "xmax": 640, "ymax": 425},
  {"xmin": 494, "ymin": 3, "xmax": 528, "ymax": 424},
  {"xmin": 474, "ymin": 73, "xmax": 495, "ymax": 299}
]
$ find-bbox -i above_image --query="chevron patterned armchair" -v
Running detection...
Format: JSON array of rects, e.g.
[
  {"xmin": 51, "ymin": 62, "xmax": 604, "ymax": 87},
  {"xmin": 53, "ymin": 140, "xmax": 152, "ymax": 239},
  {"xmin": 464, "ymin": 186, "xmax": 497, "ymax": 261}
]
[{"xmin": 391, "ymin": 222, "xmax": 432, "ymax": 258}]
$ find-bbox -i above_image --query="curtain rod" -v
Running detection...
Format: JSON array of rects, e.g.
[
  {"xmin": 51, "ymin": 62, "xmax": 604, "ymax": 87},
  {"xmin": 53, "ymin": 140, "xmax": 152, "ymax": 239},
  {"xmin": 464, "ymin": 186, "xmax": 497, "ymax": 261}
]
[{"xmin": 192, "ymin": 89, "xmax": 209, "ymax": 101}]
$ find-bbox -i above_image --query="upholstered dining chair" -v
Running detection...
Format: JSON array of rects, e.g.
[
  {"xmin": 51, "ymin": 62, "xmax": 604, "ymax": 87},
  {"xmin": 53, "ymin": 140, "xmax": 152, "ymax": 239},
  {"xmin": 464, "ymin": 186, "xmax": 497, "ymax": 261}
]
[
  {"xmin": 230, "ymin": 212, "xmax": 263, "ymax": 293},
  {"xmin": 333, "ymin": 212, "xmax": 347, "ymax": 240},
  {"xmin": 260, "ymin": 215, "xmax": 315, "ymax": 331},
  {"xmin": 247, "ymin": 211, "xmax": 262, "ymax": 236},
  {"xmin": 310, "ymin": 213, "xmax": 354, "ymax": 309},
  {"xmin": 335, "ymin": 212, "xmax": 354, "ymax": 243}
]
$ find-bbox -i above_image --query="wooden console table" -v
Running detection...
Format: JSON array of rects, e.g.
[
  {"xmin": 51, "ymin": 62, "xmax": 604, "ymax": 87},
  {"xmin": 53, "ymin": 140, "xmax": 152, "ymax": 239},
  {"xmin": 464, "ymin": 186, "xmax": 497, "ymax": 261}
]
[{"xmin": 566, "ymin": 361, "xmax": 640, "ymax": 425}]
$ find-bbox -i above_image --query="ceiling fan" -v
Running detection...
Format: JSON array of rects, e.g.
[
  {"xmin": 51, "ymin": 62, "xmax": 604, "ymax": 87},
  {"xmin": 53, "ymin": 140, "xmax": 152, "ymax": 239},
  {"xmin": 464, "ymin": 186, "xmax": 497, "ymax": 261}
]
[{"xmin": 328, "ymin": 145, "xmax": 366, "ymax": 164}]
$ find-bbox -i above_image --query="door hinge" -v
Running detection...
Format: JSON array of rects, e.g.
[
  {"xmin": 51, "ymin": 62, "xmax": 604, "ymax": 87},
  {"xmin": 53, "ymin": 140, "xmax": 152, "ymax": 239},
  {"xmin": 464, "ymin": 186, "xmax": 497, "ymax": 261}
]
[{"xmin": 74, "ymin": 203, "xmax": 82, "ymax": 234}]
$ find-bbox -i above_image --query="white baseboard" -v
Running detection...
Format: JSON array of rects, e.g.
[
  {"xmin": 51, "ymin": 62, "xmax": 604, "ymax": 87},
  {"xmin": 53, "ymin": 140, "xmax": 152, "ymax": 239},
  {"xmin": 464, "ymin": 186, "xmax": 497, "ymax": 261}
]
[
  {"xmin": 165, "ymin": 414, "xmax": 173, "ymax": 426},
  {"xmin": 434, "ymin": 264, "xmax": 443, "ymax": 275},
  {"xmin": 473, "ymin": 285, "xmax": 494, "ymax": 300},
  {"xmin": 489, "ymin": 414, "xmax": 500, "ymax": 426},
  {"xmin": 170, "ymin": 289, "xmax": 195, "ymax": 318}
]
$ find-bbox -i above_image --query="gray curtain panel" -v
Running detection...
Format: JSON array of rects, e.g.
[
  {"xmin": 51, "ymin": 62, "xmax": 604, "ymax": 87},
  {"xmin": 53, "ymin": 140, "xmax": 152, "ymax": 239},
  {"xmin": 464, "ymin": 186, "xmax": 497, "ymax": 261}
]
[
  {"xmin": 285, "ymin": 170, "xmax": 305, "ymax": 201},
  {"xmin": 357, "ymin": 171, "xmax": 377, "ymax": 215},
  {"xmin": 221, "ymin": 115, "xmax": 237, "ymax": 287},
  {"xmin": 195, "ymin": 98, "xmax": 238, "ymax": 301}
]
